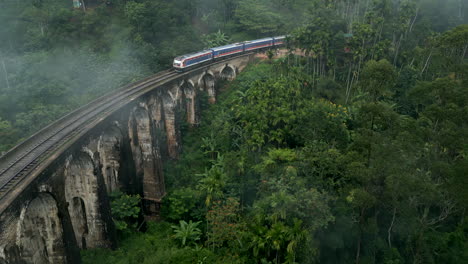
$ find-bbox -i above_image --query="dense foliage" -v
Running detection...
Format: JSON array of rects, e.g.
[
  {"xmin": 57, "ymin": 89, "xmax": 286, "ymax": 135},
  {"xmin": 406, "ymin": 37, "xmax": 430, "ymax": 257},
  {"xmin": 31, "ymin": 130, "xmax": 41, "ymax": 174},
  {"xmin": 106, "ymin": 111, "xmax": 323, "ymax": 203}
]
[
  {"xmin": 156, "ymin": 47, "xmax": 467, "ymax": 263},
  {"xmin": 87, "ymin": 17, "xmax": 467, "ymax": 262},
  {"xmin": 110, "ymin": 191, "xmax": 141, "ymax": 233},
  {"xmin": 0, "ymin": 0, "xmax": 466, "ymax": 152},
  {"xmin": 0, "ymin": 0, "xmax": 467, "ymax": 263},
  {"xmin": 87, "ymin": 48, "xmax": 467, "ymax": 262}
]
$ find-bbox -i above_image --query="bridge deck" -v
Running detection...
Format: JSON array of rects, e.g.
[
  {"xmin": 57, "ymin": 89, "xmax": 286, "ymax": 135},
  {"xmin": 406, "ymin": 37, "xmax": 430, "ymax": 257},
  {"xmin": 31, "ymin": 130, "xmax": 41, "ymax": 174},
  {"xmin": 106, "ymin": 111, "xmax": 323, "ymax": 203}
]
[
  {"xmin": 0, "ymin": 52, "xmax": 255, "ymax": 213},
  {"xmin": 0, "ymin": 69, "xmax": 178, "ymax": 204}
]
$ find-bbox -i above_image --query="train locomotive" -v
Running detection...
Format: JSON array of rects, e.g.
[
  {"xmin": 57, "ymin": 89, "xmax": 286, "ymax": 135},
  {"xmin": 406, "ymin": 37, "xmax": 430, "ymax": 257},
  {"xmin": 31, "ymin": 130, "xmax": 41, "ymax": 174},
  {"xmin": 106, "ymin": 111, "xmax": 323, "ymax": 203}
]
[{"xmin": 173, "ymin": 36, "xmax": 286, "ymax": 71}]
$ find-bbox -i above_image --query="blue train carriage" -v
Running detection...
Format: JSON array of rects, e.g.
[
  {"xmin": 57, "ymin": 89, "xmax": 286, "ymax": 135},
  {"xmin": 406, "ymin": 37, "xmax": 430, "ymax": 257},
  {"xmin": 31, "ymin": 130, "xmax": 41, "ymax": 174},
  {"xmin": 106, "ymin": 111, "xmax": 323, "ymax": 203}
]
[
  {"xmin": 210, "ymin": 42, "xmax": 245, "ymax": 59},
  {"xmin": 244, "ymin": 37, "xmax": 274, "ymax": 51},
  {"xmin": 173, "ymin": 49, "xmax": 213, "ymax": 72},
  {"xmin": 273, "ymin": 35, "xmax": 286, "ymax": 46}
]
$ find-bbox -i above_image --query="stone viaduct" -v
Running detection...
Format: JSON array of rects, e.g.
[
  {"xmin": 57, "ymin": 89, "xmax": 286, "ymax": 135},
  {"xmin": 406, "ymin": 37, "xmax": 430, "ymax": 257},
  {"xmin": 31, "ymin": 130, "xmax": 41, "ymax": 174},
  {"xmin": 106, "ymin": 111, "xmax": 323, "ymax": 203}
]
[{"xmin": 0, "ymin": 54, "xmax": 256, "ymax": 264}]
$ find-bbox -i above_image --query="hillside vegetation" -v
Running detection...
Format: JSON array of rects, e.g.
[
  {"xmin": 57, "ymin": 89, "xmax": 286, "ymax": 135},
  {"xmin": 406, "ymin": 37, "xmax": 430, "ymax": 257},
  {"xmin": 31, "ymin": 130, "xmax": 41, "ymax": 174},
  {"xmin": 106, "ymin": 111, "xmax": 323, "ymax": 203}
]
[
  {"xmin": 0, "ymin": 0, "xmax": 466, "ymax": 153},
  {"xmin": 0, "ymin": 0, "xmax": 467, "ymax": 263}
]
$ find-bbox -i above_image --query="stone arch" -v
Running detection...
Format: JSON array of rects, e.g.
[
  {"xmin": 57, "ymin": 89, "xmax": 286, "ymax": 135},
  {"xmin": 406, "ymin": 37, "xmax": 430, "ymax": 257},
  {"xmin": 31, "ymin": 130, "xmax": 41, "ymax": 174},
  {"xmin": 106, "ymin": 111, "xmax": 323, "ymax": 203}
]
[
  {"xmin": 147, "ymin": 94, "xmax": 166, "ymax": 157},
  {"xmin": 69, "ymin": 197, "xmax": 88, "ymax": 249},
  {"xmin": 17, "ymin": 193, "xmax": 66, "ymax": 264},
  {"xmin": 161, "ymin": 92, "xmax": 179, "ymax": 159},
  {"xmin": 220, "ymin": 64, "xmax": 236, "ymax": 81},
  {"xmin": 132, "ymin": 104, "xmax": 151, "ymax": 133},
  {"xmin": 173, "ymin": 82, "xmax": 187, "ymax": 123},
  {"xmin": 181, "ymin": 80, "xmax": 198, "ymax": 125},
  {"xmin": 147, "ymin": 94, "xmax": 164, "ymax": 127},
  {"xmin": 64, "ymin": 152, "xmax": 109, "ymax": 249},
  {"xmin": 198, "ymin": 71, "xmax": 216, "ymax": 103},
  {"xmin": 173, "ymin": 82, "xmax": 184, "ymax": 102},
  {"xmin": 132, "ymin": 104, "xmax": 150, "ymax": 130},
  {"xmin": 165, "ymin": 84, "xmax": 182, "ymax": 108},
  {"xmin": 0, "ymin": 243, "xmax": 22, "ymax": 264},
  {"xmin": 99, "ymin": 123, "xmax": 123, "ymax": 194},
  {"xmin": 128, "ymin": 103, "xmax": 165, "ymax": 217},
  {"xmin": 128, "ymin": 105, "xmax": 151, "ymax": 189},
  {"xmin": 180, "ymin": 80, "xmax": 196, "ymax": 96}
]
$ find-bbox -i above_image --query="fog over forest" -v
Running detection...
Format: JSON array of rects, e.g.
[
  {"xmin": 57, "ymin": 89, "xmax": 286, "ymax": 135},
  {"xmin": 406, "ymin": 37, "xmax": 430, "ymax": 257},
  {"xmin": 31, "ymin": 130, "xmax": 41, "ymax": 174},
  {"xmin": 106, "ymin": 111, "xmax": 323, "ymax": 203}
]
[
  {"xmin": 0, "ymin": 0, "xmax": 466, "ymax": 152},
  {"xmin": 0, "ymin": 0, "xmax": 467, "ymax": 263}
]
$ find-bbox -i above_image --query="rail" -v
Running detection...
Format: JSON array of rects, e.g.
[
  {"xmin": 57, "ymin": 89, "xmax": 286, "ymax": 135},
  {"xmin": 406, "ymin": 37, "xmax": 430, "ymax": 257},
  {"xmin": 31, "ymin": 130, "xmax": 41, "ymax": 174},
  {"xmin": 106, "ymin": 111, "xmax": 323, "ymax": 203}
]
[
  {"xmin": 0, "ymin": 69, "xmax": 178, "ymax": 200},
  {"xmin": 0, "ymin": 52, "xmax": 255, "ymax": 207}
]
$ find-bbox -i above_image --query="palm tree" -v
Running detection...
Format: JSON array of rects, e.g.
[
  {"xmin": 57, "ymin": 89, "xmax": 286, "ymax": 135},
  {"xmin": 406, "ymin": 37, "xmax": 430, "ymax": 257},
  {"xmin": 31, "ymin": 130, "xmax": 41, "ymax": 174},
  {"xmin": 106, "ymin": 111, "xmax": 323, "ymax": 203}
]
[
  {"xmin": 171, "ymin": 220, "xmax": 202, "ymax": 247},
  {"xmin": 197, "ymin": 156, "xmax": 227, "ymax": 207},
  {"xmin": 202, "ymin": 30, "xmax": 230, "ymax": 48},
  {"xmin": 249, "ymin": 221, "xmax": 270, "ymax": 260},
  {"xmin": 266, "ymin": 222, "xmax": 288, "ymax": 264},
  {"xmin": 285, "ymin": 219, "xmax": 307, "ymax": 264}
]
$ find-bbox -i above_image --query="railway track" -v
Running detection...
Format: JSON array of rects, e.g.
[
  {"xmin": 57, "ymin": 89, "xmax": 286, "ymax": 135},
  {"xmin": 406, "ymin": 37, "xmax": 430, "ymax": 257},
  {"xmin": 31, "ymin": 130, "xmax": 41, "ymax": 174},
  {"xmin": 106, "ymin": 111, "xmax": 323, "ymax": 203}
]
[
  {"xmin": 0, "ymin": 52, "xmax": 256, "ymax": 207},
  {"xmin": 0, "ymin": 69, "xmax": 179, "ymax": 200}
]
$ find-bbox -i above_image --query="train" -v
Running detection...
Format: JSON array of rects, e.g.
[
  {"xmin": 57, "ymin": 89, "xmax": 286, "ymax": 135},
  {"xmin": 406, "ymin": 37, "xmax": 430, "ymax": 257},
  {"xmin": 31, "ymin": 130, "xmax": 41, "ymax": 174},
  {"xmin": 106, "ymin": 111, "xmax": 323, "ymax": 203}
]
[{"xmin": 173, "ymin": 36, "xmax": 286, "ymax": 71}]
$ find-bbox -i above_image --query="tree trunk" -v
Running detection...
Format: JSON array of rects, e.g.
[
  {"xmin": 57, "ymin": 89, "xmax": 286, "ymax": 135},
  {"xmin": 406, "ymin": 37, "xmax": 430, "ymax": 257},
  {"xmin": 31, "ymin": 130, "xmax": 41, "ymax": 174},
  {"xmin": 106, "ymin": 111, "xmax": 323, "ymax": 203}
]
[
  {"xmin": 420, "ymin": 50, "xmax": 433, "ymax": 77},
  {"xmin": 393, "ymin": 34, "xmax": 403, "ymax": 65},
  {"xmin": 461, "ymin": 42, "xmax": 467, "ymax": 60},
  {"xmin": 355, "ymin": 207, "xmax": 365, "ymax": 264},
  {"xmin": 1, "ymin": 58, "xmax": 10, "ymax": 90},
  {"xmin": 81, "ymin": 0, "xmax": 86, "ymax": 12},
  {"xmin": 459, "ymin": 0, "xmax": 463, "ymax": 20},
  {"xmin": 40, "ymin": 22, "xmax": 45, "ymax": 37},
  {"xmin": 388, "ymin": 207, "xmax": 397, "ymax": 248},
  {"xmin": 312, "ymin": 57, "xmax": 316, "ymax": 87},
  {"xmin": 356, "ymin": 55, "xmax": 363, "ymax": 84},
  {"xmin": 367, "ymin": 114, "xmax": 374, "ymax": 167},
  {"xmin": 323, "ymin": 59, "xmax": 326, "ymax": 78},
  {"xmin": 333, "ymin": 58, "xmax": 337, "ymax": 81},
  {"xmin": 345, "ymin": 64, "xmax": 353, "ymax": 104},
  {"xmin": 363, "ymin": 0, "xmax": 370, "ymax": 19},
  {"xmin": 371, "ymin": 21, "xmax": 385, "ymax": 59},
  {"xmin": 409, "ymin": 7, "xmax": 419, "ymax": 33},
  {"xmin": 356, "ymin": 229, "xmax": 362, "ymax": 264}
]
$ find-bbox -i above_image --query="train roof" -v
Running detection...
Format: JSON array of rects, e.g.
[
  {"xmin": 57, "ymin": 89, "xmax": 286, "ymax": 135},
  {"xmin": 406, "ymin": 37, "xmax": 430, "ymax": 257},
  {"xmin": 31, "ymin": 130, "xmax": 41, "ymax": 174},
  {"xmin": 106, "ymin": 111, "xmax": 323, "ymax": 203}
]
[
  {"xmin": 244, "ymin": 37, "xmax": 273, "ymax": 44},
  {"xmin": 210, "ymin": 42, "xmax": 244, "ymax": 52},
  {"xmin": 174, "ymin": 49, "xmax": 212, "ymax": 60}
]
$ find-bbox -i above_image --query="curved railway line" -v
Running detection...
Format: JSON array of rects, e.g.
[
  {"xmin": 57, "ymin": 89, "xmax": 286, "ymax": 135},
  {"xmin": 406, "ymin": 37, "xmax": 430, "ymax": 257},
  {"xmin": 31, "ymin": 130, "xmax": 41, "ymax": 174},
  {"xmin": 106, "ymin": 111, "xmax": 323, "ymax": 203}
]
[
  {"xmin": 0, "ymin": 52, "xmax": 255, "ymax": 211},
  {"xmin": 0, "ymin": 68, "xmax": 179, "ymax": 202}
]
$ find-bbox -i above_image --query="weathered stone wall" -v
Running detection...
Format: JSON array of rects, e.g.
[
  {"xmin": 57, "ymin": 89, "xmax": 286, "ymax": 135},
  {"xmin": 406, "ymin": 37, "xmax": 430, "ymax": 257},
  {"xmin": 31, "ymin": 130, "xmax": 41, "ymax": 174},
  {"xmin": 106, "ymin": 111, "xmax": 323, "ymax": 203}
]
[{"xmin": 0, "ymin": 55, "xmax": 254, "ymax": 263}]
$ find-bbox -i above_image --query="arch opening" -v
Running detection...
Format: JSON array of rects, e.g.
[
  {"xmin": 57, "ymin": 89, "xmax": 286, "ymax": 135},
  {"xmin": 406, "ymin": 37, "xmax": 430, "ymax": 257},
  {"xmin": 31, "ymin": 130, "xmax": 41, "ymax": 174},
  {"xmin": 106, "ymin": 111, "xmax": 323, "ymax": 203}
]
[
  {"xmin": 100, "ymin": 124, "xmax": 123, "ymax": 194},
  {"xmin": 131, "ymin": 106, "xmax": 150, "ymax": 146},
  {"xmin": 70, "ymin": 197, "xmax": 89, "ymax": 249},
  {"xmin": 64, "ymin": 152, "xmax": 111, "ymax": 249},
  {"xmin": 221, "ymin": 65, "xmax": 236, "ymax": 81},
  {"xmin": 181, "ymin": 80, "xmax": 195, "ymax": 98},
  {"xmin": 181, "ymin": 80, "xmax": 197, "ymax": 125},
  {"xmin": 18, "ymin": 193, "xmax": 66, "ymax": 264},
  {"xmin": 199, "ymin": 73, "xmax": 215, "ymax": 92},
  {"xmin": 199, "ymin": 73, "xmax": 216, "ymax": 103}
]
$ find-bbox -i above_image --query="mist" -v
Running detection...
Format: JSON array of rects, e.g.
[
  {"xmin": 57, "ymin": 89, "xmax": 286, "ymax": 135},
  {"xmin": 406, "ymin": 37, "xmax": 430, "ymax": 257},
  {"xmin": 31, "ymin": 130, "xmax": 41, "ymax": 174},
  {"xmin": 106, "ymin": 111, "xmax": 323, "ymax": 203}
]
[
  {"xmin": 191, "ymin": 0, "xmax": 467, "ymax": 41},
  {"xmin": 0, "ymin": 0, "xmax": 466, "ymax": 153},
  {"xmin": 0, "ymin": 0, "xmax": 150, "ymax": 152}
]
